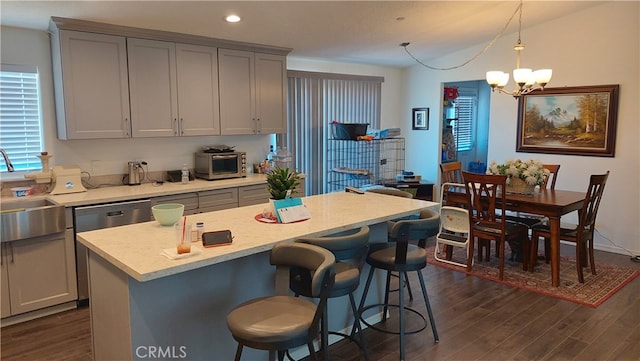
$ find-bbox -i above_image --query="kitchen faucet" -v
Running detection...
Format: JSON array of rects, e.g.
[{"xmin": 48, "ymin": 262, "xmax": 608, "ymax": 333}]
[{"xmin": 0, "ymin": 149, "xmax": 15, "ymax": 172}]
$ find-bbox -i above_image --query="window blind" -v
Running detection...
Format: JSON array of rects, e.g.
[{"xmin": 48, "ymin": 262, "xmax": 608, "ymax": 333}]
[
  {"xmin": 455, "ymin": 95, "xmax": 476, "ymax": 152},
  {"xmin": 0, "ymin": 64, "xmax": 43, "ymax": 172},
  {"xmin": 283, "ymin": 71, "xmax": 382, "ymax": 195}
]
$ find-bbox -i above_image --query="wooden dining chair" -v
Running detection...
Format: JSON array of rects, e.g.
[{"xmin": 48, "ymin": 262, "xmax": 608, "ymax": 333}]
[
  {"xmin": 507, "ymin": 164, "xmax": 561, "ymax": 263},
  {"xmin": 440, "ymin": 161, "xmax": 463, "ymax": 184},
  {"xmin": 461, "ymin": 171, "xmax": 529, "ymax": 279},
  {"xmin": 541, "ymin": 164, "xmax": 560, "ymax": 190},
  {"xmin": 530, "ymin": 171, "xmax": 609, "ymax": 283}
]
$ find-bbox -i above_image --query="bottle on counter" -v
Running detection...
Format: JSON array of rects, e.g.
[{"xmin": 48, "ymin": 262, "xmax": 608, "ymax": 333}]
[
  {"xmin": 274, "ymin": 146, "xmax": 293, "ymax": 170},
  {"xmin": 195, "ymin": 222, "xmax": 205, "ymax": 242},
  {"xmin": 266, "ymin": 145, "xmax": 276, "ymax": 172},
  {"xmin": 181, "ymin": 164, "xmax": 189, "ymax": 184}
]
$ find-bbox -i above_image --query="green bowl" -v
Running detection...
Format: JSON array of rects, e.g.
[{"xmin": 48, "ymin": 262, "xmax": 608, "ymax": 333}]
[{"xmin": 152, "ymin": 203, "xmax": 184, "ymax": 226}]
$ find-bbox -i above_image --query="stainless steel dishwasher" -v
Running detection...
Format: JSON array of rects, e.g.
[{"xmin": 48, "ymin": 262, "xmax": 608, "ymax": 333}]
[{"xmin": 74, "ymin": 199, "xmax": 151, "ymax": 303}]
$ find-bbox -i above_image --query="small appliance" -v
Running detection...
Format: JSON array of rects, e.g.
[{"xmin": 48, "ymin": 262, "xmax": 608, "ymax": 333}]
[
  {"xmin": 127, "ymin": 161, "xmax": 143, "ymax": 185},
  {"xmin": 50, "ymin": 166, "xmax": 87, "ymax": 195},
  {"xmin": 194, "ymin": 146, "xmax": 247, "ymax": 180}
]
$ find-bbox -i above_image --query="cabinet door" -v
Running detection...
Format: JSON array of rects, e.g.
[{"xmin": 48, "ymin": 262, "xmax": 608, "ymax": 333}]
[
  {"xmin": 128, "ymin": 38, "xmax": 178, "ymax": 137},
  {"xmin": 198, "ymin": 188, "xmax": 239, "ymax": 212},
  {"xmin": 151, "ymin": 193, "xmax": 199, "ymax": 215},
  {"xmin": 176, "ymin": 44, "xmax": 221, "ymax": 136},
  {"xmin": 255, "ymin": 53, "xmax": 287, "ymax": 134},
  {"xmin": 1, "ymin": 245, "xmax": 11, "ymax": 318},
  {"xmin": 218, "ymin": 49, "xmax": 256, "ymax": 135},
  {"xmin": 238, "ymin": 184, "xmax": 270, "ymax": 207},
  {"xmin": 7, "ymin": 230, "xmax": 77, "ymax": 315},
  {"xmin": 56, "ymin": 30, "xmax": 131, "ymax": 139}
]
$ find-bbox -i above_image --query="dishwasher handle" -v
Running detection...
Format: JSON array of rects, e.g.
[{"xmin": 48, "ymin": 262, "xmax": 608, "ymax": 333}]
[{"xmin": 106, "ymin": 210, "xmax": 125, "ymax": 217}]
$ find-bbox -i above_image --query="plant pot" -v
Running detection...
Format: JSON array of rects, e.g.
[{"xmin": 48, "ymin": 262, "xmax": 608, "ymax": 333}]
[
  {"xmin": 268, "ymin": 198, "xmax": 277, "ymax": 218},
  {"xmin": 506, "ymin": 177, "xmax": 536, "ymax": 195}
]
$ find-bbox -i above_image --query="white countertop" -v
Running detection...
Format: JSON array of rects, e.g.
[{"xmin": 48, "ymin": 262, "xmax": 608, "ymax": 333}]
[
  {"xmin": 41, "ymin": 174, "xmax": 269, "ymax": 207},
  {"xmin": 77, "ymin": 191, "xmax": 438, "ymax": 282}
]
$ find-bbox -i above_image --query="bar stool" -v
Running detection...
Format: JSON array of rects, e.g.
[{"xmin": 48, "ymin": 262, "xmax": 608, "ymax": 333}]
[
  {"xmin": 226, "ymin": 242, "xmax": 335, "ymax": 361},
  {"xmin": 358, "ymin": 221, "xmax": 439, "ymax": 361},
  {"xmin": 294, "ymin": 226, "xmax": 370, "ymax": 361}
]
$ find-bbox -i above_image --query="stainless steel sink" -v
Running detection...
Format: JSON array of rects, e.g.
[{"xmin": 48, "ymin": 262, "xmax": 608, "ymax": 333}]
[{"xmin": 1, "ymin": 198, "xmax": 65, "ymax": 242}]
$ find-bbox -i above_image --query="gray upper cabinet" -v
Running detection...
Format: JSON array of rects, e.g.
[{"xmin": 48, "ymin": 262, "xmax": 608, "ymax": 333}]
[
  {"xmin": 254, "ymin": 53, "xmax": 287, "ymax": 135},
  {"xmin": 49, "ymin": 17, "xmax": 290, "ymax": 140},
  {"xmin": 176, "ymin": 44, "xmax": 221, "ymax": 136},
  {"xmin": 127, "ymin": 38, "xmax": 178, "ymax": 137},
  {"xmin": 127, "ymin": 40, "xmax": 221, "ymax": 137},
  {"xmin": 219, "ymin": 49, "xmax": 286, "ymax": 135},
  {"xmin": 52, "ymin": 30, "xmax": 131, "ymax": 139}
]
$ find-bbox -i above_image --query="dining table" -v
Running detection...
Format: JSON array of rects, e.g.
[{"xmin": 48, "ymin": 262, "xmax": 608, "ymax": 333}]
[{"xmin": 444, "ymin": 186, "xmax": 586, "ymax": 287}]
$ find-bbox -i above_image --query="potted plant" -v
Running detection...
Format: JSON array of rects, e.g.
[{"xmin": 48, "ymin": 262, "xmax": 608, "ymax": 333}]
[
  {"xmin": 266, "ymin": 166, "xmax": 300, "ymax": 200},
  {"xmin": 265, "ymin": 167, "xmax": 300, "ymax": 219}
]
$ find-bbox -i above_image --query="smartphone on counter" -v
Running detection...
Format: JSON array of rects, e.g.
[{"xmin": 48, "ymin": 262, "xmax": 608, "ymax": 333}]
[{"xmin": 202, "ymin": 230, "xmax": 233, "ymax": 248}]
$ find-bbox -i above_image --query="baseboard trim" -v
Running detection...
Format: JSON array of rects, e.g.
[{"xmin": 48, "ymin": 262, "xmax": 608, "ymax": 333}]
[{"xmin": 1, "ymin": 301, "xmax": 77, "ymax": 328}]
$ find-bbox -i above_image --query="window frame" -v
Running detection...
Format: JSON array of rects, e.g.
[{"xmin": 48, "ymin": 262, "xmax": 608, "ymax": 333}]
[
  {"xmin": 0, "ymin": 63, "xmax": 45, "ymax": 176},
  {"xmin": 453, "ymin": 92, "xmax": 477, "ymax": 152}
]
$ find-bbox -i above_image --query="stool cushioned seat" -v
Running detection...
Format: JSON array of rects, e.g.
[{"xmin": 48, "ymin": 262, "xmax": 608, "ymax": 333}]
[
  {"xmin": 367, "ymin": 244, "xmax": 427, "ymax": 270},
  {"xmin": 227, "ymin": 296, "xmax": 315, "ymax": 346}
]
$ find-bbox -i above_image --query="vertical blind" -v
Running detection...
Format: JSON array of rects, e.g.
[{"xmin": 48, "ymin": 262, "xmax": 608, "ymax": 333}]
[
  {"xmin": 0, "ymin": 64, "xmax": 43, "ymax": 172},
  {"xmin": 283, "ymin": 71, "xmax": 383, "ymax": 195}
]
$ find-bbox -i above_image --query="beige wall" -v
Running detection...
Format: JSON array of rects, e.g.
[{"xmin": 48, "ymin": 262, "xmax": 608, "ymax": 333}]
[{"xmin": 402, "ymin": 2, "xmax": 639, "ymax": 255}]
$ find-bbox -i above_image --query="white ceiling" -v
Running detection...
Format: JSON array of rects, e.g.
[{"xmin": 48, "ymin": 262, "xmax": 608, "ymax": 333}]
[{"xmin": 1, "ymin": 1, "xmax": 603, "ymax": 68}]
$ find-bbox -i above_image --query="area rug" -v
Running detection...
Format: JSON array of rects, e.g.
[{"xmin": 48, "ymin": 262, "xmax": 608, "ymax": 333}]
[{"xmin": 426, "ymin": 245, "xmax": 640, "ymax": 308}]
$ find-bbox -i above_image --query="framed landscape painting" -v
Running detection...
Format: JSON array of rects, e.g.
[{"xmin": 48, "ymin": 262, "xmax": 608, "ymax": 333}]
[{"xmin": 516, "ymin": 84, "xmax": 619, "ymax": 157}]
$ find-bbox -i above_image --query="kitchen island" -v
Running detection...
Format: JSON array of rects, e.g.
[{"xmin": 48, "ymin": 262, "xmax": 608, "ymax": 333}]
[{"xmin": 78, "ymin": 191, "xmax": 438, "ymax": 360}]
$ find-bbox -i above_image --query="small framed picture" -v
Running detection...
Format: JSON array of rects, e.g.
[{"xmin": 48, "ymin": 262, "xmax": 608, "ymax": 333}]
[{"xmin": 412, "ymin": 107, "xmax": 429, "ymax": 130}]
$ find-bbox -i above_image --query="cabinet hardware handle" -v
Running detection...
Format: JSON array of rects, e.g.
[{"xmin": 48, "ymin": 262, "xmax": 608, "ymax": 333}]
[
  {"xmin": 173, "ymin": 118, "xmax": 178, "ymax": 136},
  {"xmin": 180, "ymin": 118, "xmax": 184, "ymax": 135},
  {"xmin": 9, "ymin": 242, "xmax": 14, "ymax": 263},
  {"xmin": 107, "ymin": 211, "xmax": 124, "ymax": 217},
  {"xmin": 125, "ymin": 118, "xmax": 130, "ymax": 137}
]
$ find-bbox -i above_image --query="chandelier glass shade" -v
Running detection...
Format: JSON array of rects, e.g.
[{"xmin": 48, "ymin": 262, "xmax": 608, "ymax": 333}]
[{"xmin": 486, "ymin": 1, "xmax": 552, "ymax": 98}]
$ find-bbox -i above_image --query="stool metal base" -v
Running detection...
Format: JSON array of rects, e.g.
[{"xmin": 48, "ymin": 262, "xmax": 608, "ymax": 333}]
[{"xmin": 359, "ymin": 303, "xmax": 427, "ymax": 336}]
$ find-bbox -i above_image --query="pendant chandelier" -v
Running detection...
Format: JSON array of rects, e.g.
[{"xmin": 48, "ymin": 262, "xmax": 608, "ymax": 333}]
[{"xmin": 486, "ymin": 0, "xmax": 552, "ymax": 98}]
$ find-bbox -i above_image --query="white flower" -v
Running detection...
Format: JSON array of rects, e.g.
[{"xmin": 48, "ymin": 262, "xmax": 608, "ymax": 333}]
[{"xmin": 486, "ymin": 158, "xmax": 549, "ymax": 186}]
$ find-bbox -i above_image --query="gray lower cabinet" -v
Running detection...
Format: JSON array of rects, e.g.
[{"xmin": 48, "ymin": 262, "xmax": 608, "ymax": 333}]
[
  {"xmin": 0, "ymin": 230, "xmax": 78, "ymax": 318},
  {"xmin": 151, "ymin": 193, "xmax": 199, "ymax": 215},
  {"xmin": 198, "ymin": 188, "xmax": 239, "ymax": 213},
  {"xmin": 148, "ymin": 184, "xmax": 274, "ymax": 217},
  {"xmin": 238, "ymin": 184, "xmax": 270, "ymax": 207},
  {"xmin": 1, "ymin": 250, "xmax": 10, "ymax": 318}
]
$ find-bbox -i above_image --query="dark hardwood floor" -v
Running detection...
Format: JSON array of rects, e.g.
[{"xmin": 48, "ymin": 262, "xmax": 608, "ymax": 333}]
[{"xmin": 2, "ymin": 243, "xmax": 638, "ymax": 361}]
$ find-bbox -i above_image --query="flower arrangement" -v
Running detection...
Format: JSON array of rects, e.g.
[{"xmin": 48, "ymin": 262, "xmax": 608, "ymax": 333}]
[{"xmin": 486, "ymin": 159, "xmax": 550, "ymax": 186}]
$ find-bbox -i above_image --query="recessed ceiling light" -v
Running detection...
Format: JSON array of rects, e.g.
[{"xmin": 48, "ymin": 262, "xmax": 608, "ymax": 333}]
[{"xmin": 225, "ymin": 15, "xmax": 241, "ymax": 23}]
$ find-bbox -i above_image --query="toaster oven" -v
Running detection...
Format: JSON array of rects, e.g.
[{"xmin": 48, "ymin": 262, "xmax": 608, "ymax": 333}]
[{"xmin": 194, "ymin": 151, "xmax": 247, "ymax": 180}]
